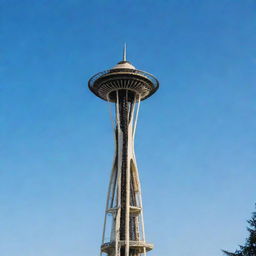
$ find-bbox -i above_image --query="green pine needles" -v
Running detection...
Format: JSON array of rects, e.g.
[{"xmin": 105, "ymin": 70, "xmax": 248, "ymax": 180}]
[{"xmin": 223, "ymin": 205, "xmax": 256, "ymax": 256}]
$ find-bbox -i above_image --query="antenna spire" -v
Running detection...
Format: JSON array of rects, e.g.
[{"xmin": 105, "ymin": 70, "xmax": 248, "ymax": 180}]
[{"xmin": 123, "ymin": 43, "xmax": 127, "ymax": 61}]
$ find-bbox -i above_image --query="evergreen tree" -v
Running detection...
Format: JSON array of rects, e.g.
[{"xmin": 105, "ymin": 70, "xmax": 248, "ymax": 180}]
[{"xmin": 223, "ymin": 205, "xmax": 256, "ymax": 256}]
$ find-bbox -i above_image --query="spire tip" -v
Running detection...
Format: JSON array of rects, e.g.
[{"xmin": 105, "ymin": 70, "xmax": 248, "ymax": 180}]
[{"xmin": 123, "ymin": 43, "xmax": 127, "ymax": 61}]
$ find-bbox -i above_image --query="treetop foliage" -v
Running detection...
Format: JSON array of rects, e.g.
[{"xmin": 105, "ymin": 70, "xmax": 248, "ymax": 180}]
[{"xmin": 223, "ymin": 205, "xmax": 256, "ymax": 256}]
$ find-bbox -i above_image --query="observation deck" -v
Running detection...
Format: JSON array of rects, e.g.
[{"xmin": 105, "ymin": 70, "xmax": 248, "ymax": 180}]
[{"xmin": 88, "ymin": 60, "xmax": 159, "ymax": 102}]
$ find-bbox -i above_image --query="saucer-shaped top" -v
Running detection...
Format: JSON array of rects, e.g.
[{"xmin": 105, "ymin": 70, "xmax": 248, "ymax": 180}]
[{"xmin": 88, "ymin": 61, "xmax": 159, "ymax": 102}]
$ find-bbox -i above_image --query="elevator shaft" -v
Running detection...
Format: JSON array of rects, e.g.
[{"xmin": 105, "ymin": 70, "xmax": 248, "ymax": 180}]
[{"xmin": 118, "ymin": 90, "xmax": 138, "ymax": 256}]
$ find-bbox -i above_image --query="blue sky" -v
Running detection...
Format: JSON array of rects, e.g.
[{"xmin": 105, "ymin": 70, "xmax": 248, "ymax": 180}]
[{"xmin": 0, "ymin": 0, "xmax": 256, "ymax": 256}]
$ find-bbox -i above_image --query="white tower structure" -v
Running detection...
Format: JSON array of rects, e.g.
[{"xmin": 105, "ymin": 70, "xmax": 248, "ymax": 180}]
[{"xmin": 88, "ymin": 46, "xmax": 159, "ymax": 256}]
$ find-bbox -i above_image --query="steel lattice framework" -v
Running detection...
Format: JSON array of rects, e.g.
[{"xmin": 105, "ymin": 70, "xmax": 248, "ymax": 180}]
[{"xmin": 88, "ymin": 47, "xmax": 159, "ymax": 256}]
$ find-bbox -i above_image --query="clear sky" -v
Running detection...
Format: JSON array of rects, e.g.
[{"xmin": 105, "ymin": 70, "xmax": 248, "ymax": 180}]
[{"xmin": 0, "ymin": 1, "xmax": 256, "ymax": 256}]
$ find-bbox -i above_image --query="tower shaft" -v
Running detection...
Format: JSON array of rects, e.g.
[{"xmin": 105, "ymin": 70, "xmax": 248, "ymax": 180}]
[{"xmin": 101, "ymin": 90, "xmax": 152, "ymax": 256}]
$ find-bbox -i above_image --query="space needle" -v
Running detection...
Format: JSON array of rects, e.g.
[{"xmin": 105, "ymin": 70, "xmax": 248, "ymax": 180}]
[{"xmin": 88, "ymin": 45, "xmax": 159, "ymax": 256}]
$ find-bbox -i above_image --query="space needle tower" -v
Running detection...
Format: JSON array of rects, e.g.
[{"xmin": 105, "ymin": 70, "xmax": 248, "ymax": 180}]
[{"xmin": 88, "ymin": 46, "xmax": 159, "ymax": 256}]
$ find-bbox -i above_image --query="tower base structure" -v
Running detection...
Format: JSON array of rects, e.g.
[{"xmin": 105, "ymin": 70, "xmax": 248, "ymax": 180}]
[{"xmin": 101, "ymin": 241, "xmax": 153, "ymax": 255}]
